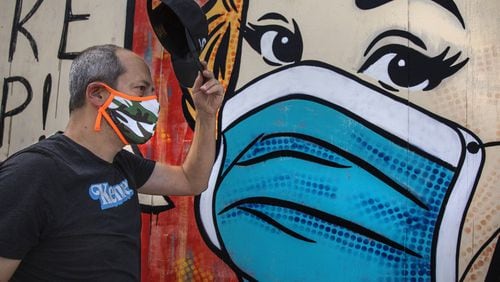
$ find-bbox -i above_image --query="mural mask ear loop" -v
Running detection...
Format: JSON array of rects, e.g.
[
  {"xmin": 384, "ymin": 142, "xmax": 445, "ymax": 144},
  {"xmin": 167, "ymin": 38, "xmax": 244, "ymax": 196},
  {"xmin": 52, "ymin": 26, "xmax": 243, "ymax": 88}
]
[{"xmin": 93, "ymin": 85, "xmax": 130, "ymax": 145}]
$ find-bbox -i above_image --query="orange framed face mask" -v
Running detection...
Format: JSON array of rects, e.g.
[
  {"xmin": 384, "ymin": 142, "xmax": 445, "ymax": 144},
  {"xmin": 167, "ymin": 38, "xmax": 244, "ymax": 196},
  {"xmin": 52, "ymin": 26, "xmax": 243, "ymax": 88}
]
[{"xmin": 94, "ymin": 83, "xmax": 160, "ymax": 145}]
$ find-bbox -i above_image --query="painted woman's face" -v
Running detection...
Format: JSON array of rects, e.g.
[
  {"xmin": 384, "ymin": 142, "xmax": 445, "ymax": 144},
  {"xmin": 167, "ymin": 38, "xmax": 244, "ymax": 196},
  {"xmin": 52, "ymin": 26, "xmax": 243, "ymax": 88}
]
[
  {"xmin": 236, "ymin": 0, "xmax": 468, "ymax": 103},
  {"xmin": 197, "ymin": 1, "xmax": 496, "ymax": 281}
]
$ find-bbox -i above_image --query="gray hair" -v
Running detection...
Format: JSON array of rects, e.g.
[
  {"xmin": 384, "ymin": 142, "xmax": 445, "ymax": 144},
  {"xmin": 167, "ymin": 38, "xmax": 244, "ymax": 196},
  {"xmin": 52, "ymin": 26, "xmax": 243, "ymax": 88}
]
[{"xmin": 68, "ymin": 44, "xmax": 126, "ymax": 112}]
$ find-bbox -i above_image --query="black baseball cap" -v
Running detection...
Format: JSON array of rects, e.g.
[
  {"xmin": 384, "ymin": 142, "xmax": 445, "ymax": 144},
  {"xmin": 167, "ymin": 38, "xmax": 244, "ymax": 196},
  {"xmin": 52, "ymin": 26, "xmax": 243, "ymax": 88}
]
[{"xmin": 147, "ymin": 0, "xmax": 208, "ymax": 87}]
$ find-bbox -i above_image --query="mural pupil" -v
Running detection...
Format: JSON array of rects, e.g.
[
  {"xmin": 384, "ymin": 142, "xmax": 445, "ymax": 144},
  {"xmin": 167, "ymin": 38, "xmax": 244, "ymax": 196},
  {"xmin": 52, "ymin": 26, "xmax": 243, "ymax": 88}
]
[
  {"xmin": 388, "ymin": 55, "xmax": 426, "ymax": 87},
  {"xmin": 273, "ymin": 32, "xmax": 300, "ymax": 63}
]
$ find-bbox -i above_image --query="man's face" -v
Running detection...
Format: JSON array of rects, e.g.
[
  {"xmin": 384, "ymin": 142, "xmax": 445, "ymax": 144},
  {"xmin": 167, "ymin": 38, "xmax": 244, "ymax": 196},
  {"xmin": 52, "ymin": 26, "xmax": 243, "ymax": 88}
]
[
  {"xmin": 101, "ymin": 50, "xmax": 159, "ymax": 145},
  {"xmin": 115, "ymin": 50, "xmax": 155, "ymax": 98}
]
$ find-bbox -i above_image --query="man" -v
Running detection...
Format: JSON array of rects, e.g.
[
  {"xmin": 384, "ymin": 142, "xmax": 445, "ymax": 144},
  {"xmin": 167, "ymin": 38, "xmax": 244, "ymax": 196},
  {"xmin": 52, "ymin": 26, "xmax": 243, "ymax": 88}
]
[{"xmin": 0, "ymin": 44, "xmax": 224, "ymax": 281}]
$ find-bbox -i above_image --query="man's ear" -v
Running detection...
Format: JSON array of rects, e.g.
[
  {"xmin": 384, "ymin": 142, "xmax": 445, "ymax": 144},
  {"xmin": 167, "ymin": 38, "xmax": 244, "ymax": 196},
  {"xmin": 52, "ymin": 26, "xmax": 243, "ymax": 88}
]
[{"xmin": 86, "ymin": 82, "xmax": 109, "ymax": 108}]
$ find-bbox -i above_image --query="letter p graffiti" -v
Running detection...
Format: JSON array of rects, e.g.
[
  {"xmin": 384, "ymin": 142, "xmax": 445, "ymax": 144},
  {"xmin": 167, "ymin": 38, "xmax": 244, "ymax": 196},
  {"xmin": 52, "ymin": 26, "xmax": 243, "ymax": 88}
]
[{"xmin": 1, "ymin": 77, "xmax": 32, "ymax": 148}]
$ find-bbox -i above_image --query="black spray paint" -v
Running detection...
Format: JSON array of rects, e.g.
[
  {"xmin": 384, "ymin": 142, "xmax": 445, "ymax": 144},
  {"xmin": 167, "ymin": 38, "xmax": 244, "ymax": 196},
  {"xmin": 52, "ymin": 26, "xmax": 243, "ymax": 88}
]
[
  {"xmin": 2, "ymin": 0, "xmax": 90, "ymax": 148},
  {"xmin": 9, "ymin": 0, "xmax": 44, "ymax": 62},
  {"xmin": 1, "ymin": 77, "xmax": 32, "ymax": 147},
  {"xmin": 58, "ymin": 0, "xmax": 90, "ymax": 60}
]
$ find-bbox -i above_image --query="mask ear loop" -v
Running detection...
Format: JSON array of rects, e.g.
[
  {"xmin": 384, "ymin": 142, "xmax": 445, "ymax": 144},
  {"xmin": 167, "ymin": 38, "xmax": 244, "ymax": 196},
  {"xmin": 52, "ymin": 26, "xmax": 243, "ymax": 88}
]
[
  {"xmin": 93, "ymin": 84, "xmax": 130, "ymax": 145},
  {"xmin": 94, "ymin": 95, "xmax": 113, "ymax": 132},
  {"xmin": 467, "ymin": 141, "xmax": 500, "ymax": 154}
]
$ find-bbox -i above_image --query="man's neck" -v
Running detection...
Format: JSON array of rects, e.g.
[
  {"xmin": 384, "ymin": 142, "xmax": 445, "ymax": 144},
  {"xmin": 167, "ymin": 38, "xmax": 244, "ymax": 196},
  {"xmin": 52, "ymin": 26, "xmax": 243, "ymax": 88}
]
[{"xmin": 64, "ymin": 113, "xmax": 123, "ymax": 163}]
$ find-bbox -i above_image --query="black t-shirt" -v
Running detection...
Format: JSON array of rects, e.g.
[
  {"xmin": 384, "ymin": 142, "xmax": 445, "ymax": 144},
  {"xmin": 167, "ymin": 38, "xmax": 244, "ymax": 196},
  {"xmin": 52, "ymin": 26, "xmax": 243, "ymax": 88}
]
[{"xmin": 0, "ymin": 134, "xmax": 155, "ymax": 281}]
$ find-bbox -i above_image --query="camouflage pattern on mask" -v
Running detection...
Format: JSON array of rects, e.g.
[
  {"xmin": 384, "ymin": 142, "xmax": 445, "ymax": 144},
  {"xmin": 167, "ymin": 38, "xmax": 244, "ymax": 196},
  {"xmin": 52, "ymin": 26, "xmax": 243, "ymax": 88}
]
[{"xmin": 107, "ymin": 96, "xmax": 159, "ymax": 144}]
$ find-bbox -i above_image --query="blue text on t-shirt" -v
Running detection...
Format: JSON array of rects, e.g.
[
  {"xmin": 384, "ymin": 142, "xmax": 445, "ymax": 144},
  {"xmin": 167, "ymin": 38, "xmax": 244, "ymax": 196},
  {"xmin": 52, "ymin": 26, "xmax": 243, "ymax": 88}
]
[{"xmin": 88, "ymin": 179, "xmax": 134, "ymax": 210}]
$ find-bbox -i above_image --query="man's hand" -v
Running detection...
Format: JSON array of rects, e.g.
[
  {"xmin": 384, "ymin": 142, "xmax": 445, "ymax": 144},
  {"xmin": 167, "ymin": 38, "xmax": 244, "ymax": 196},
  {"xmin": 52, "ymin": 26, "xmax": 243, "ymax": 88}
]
[
  {"xmin": 138, "ymin": 62, "xmax": 224, "ymax": 196},
  {"xmin": 192, "ymin": 62, "xmax": 224, "ymax": 117}
]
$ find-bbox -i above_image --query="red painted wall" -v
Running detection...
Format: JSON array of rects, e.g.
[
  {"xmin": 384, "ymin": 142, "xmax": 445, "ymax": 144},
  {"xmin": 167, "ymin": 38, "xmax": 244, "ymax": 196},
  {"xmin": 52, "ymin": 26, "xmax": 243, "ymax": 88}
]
[{"xmin": 131, "ymin": 1, "xmax": 237, "ymax": 281}]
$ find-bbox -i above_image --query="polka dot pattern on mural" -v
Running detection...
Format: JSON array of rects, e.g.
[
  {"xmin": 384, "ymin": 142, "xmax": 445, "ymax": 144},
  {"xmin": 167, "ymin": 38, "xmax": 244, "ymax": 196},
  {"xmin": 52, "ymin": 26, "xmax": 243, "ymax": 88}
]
[
  {"xmin": 175, "ymin": 257, "xmax": 215, "ymax": 282},
  {"xmin": 220, "ymin": 204, "xmax": 432, "ymax": 280}
]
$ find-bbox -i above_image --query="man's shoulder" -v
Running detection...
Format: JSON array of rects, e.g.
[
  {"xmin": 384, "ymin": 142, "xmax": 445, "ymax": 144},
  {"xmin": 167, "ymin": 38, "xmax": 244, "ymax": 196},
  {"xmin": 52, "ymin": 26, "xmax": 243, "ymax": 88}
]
[
  {"xmin": 2, "ymin": 134, "xmax": 66, "ymax": 165},
  {"xmin": 0, "ymin": 134, "xmax": 85, "ymax": 179},
  {"xmin": 115, "ymin": 147, "xmax": 142, "ymax": 163},
  {"xmin": 1, "ymin": 148, "xmax": 58, "ymax": 179},
  {"xmin": 0, "ymin": 142, "xmax": 62, "ymax": 192}
]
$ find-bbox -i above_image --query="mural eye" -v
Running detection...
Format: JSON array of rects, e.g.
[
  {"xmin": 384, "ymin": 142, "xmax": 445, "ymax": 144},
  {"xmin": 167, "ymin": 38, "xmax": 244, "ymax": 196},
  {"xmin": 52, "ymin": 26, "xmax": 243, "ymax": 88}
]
[
  {"xmin": 243, "ymin": 20, "xmax": 303, "ymax": 66},
  {"xmin": 358, "ymin": 45, "xmax": 468, "ymax": 92}
]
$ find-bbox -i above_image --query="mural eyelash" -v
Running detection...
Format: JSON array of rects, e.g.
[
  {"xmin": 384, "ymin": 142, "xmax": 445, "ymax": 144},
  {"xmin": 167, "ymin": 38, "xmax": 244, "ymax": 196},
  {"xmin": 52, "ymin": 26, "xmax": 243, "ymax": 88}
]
[
  {"xmin": 242, "ymin": 24, "xmax": 261, "ymax": 52},
  {"xmin": 436, "ymin": 47, "xmax": 469, "ymax": 88},
  {"xmin": 358, "ymin": 44, "xmax": 469, "ymax": 91}
]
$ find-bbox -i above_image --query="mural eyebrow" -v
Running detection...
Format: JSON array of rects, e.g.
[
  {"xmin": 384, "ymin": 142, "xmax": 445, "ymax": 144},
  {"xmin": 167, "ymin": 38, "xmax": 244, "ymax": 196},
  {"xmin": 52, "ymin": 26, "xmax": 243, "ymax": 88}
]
[
  {"xmin": 355, "ymin": 0, "xmax": 465, "ymax": 28},
  {"xmin": 355, "ymin": 0, "xmax": 392, "ymax": 9},
  {"xmin": 430, "ymin": 0, "xmax": 465, "ymax": 28},
  {"xmin": 257, "ymin": 12, "xmax": 289, "ymax": 23},
  {"xmin": 363, "ymin": 29, "xmax": 426, "ymax": 56}
]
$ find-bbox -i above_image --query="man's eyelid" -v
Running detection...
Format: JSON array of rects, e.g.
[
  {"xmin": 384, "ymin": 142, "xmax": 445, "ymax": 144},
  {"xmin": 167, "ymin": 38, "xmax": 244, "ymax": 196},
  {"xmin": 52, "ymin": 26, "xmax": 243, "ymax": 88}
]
[
  {"xmin": 134, "ymin": 83, "xmax": 155, "ymax": 96},
  {"xmin": 137, "ymin": 79, "xmax": 152, "ymax": 88}
]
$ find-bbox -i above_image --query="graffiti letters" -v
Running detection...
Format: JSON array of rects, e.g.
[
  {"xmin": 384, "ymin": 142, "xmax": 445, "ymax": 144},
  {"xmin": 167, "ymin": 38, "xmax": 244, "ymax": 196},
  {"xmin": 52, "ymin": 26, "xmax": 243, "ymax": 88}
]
[
  {"xmin": 58, "ymin": 0, "xmax": 90, "ymax": 60},
  {"xmin": 0, "ymin": 77, "xmax": 32, "ymax": 147},
  {"xmin": 1, "ymin": 0, "xmax": 91, "ymax": 150},
  {"xmin": 8, "ymin": 0, "xmax": 43, "ymax": 62}
]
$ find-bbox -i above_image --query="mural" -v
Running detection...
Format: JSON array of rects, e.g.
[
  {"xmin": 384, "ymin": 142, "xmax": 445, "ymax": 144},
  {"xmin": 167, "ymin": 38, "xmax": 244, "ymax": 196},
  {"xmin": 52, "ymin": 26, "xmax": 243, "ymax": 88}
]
[
  {"xmin": 131, "ymin": 1, "xmax": 238, "ymax": 280},
  {"xmin": 183, "ymin": 0, "xmax": 498, "ymax": 281},
  {"xmin": 1, "ymin": 0, "xmax": 498, "ymax": 281}
]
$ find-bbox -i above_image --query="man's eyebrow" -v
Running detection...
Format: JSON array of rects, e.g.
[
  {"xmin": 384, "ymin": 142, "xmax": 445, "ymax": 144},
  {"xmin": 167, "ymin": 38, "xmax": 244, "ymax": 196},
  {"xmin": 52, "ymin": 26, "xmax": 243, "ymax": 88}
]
[
  {"xmin": 142, "ymin": 80, "xmax": 152, "ymax": 86},
  {"xmin": 355, "ymin": 0, "xmax": 465, "ymax": 28}
]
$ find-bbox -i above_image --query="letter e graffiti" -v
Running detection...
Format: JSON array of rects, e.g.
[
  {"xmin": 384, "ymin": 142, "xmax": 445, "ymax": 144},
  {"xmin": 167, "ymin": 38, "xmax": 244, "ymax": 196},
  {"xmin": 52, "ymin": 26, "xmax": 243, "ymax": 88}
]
[
  {"xmin": 58, "ymin": 0, "xmax": 90, "ymax": 60},
  {"xmin": 1, "ymin": 77, "xmax": 32, "ymax": 148}
]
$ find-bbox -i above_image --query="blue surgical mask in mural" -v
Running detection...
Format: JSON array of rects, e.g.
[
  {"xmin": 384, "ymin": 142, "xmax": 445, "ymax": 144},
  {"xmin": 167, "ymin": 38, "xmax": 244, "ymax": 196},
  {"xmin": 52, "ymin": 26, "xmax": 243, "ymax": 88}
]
[{"xmin": 198, "ymin": 64, "xmax": 484, "ymax": 281}]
